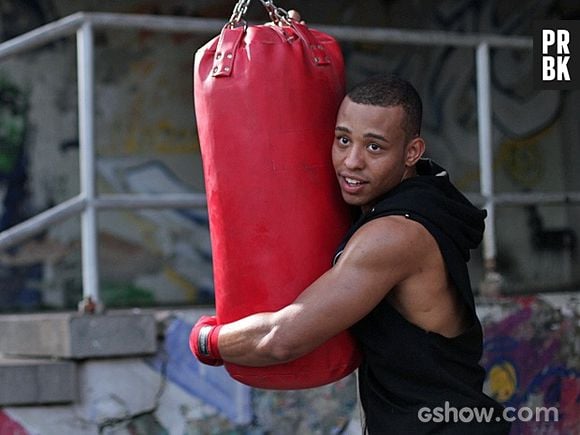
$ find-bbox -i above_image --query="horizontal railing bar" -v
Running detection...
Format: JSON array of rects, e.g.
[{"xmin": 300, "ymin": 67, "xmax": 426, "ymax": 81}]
[
  {"xmin": 86, "ymin": 12, "xmax": 532, "ymax": 48},
  {"xmin": 494, "ymin": 192, "xmax": 580, "ymax": 205},
  {"xmin": 94, "ymin": 193, "xmax": 207, "ymax": 209},
  {"xmin": 3, "ymin": 189, "xmax": 574, "ymax": 249},
  {"xmin": 466, "ymin": 192, "xmax": 580, "ymax": 206},
  {"xmin": 86, "ymin": 12, "xmax": 224, "ymax": 34},
  {"xmin": 0, "ymin": 13, "xmax": 84, "ymax": 61},
  {"xmin": 2, "ymin": 189, "xmax": 575, "ymax": 251},
  {"xmin": 0, "ymin": 12, "xmax": 532, "ymax": 63},
  {"xmin": 87, "ymin": 13, "xmax": 533, "ymax": 49},
  {"xmin": 315, "ymin": 24, "xmax": 532, "ymax": 49},
  {"xmin": 0, "ymin": 195, "xmax": 86, "ymax": 250}
]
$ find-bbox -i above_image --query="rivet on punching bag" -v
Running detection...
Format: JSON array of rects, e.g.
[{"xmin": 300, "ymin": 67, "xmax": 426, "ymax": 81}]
[{"xmin": 193, "ymin": 0, "xmax": 361, "ymax": 389}]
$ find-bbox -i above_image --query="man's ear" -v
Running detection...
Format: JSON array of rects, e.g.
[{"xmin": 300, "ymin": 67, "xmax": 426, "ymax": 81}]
[{"xmin": 405, "ymin": 137, "xmax": 426, "ymax": 167}]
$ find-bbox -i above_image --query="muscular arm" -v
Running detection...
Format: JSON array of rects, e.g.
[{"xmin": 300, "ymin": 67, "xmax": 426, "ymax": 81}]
[{"xmin": 216, "ymin": 216, "xmax": 422, "ymax": 366}]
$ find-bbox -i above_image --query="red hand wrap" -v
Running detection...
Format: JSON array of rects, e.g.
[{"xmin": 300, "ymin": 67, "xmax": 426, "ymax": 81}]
[{"xmin": 189, "ymin": 315, "xmax": 223, "ymax": 366}]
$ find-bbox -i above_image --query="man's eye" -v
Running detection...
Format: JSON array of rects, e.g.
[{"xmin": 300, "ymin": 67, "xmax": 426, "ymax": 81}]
[
  {"xmin": 368, "ymin": 143, "xmax": 381, "ymax": 152},
  {"xmin": 338, "ymin": 136, "xmax": 349, "ymax": 145}
]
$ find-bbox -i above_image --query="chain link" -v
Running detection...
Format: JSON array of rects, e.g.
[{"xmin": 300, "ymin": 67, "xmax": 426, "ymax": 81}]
[
  {"xmin": 259, "ymin": 0, "xmax": 291, "ymax": 25},
  {"xmin": 226, "ymin": 0, "xmax": 251, "ymax": 28},
  {"xmin": 226, "ymin": 0, "xmax": 292, "ymax": 28}
]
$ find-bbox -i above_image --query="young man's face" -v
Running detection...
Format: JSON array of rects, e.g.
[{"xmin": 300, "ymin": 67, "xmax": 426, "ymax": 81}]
[{"xmin": 332, "ymin": 97, "xmax": 420, "ymax": 212}]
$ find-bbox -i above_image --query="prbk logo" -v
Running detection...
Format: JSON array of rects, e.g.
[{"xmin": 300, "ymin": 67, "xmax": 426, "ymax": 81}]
[{"xmin": 534, "ymin": 21, "xmax": 580, "ymax": 89}]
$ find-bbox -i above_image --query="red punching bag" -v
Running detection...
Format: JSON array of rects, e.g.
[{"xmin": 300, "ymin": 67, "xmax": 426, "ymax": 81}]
[{"xmin": 193, "ymin": 1, "xmax": 360, "ymax": 389}]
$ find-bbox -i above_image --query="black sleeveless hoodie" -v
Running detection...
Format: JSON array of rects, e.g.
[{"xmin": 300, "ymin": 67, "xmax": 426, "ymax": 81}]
[{"xmin": 334, "ymin": 159, "xmax": 510, "ymax": 434}]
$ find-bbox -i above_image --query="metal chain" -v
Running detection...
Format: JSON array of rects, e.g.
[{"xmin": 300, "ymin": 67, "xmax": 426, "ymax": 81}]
[
  {"xmin": 259, "ymin": 0, "xmax": 291, "ymax": 26},
  {"xmin": 226, "ymin": 0, "xmax": 251, "ymax": 28},
  {"xmin": 226, "ymin": 0, "xmax": 291, "ymax": 28}
]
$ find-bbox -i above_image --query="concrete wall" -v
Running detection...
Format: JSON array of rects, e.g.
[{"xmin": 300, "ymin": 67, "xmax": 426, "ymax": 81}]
[
  {"xmin": 0, "ymin": 308, "xmax": 362, "ymax": 435},
  {"xmin": 0, "ymin": 297, "xmax": 578, "ymax": 434}
]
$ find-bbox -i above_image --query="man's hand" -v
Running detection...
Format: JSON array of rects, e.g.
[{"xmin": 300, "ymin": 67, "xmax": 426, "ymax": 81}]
[{"xmin": 189, "ymin": 315, "xmax": 223, "ymax": 366}]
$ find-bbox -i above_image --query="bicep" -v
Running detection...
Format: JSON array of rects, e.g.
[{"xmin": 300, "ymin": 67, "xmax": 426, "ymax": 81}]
[{"xmin": 274, "ymin": 218, "xmax": 416, "ymax": 355}]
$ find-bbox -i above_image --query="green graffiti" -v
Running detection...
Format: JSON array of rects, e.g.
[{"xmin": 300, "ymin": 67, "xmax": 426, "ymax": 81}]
[{"xmin": 0, "ymin": 75, "xmax": 28, "ymax": 174}]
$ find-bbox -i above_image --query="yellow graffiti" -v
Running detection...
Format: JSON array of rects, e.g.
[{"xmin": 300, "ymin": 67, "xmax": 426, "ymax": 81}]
[
  {"xmin": 454, "ymin": 116, "xmax": 558, "ymax": 191},
  {"xmin": 131, "ymin": 59, "xmax": 156, "ymax": 75},
  {"xmin": 118, "ymin": 119, "xmax": 198, "ymax": 156},
  {"xmin": 124, "ymin": 133, "xmax": 140, "ymax": 154},
  {"xmin": 488, "ymin": 361, "xmax": 517, "ymax": 402},
  {"xmin": 498, "ymin": 137, "xmax": 543, "ymax": 189}
]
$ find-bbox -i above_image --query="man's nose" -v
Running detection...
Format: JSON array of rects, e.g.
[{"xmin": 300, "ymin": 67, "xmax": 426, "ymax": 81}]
[{"xmin": 344, "ymin": 146, "xmax": 364, "ymax": 169}]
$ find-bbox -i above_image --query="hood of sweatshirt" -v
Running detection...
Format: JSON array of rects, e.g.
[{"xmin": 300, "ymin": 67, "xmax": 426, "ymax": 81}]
[{"xmin": 336, "ymin": 159, "xmax": 486, "ymax": 263}]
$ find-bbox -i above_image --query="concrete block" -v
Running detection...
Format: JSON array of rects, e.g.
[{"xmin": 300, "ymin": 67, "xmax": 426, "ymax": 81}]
[
  {"xmin": 0, "ymin": 358, "xmax": 77, "ymax": 406},
  {"xmin": 0, "ymin": 311, "xmax": 157, "ymax": 359}
]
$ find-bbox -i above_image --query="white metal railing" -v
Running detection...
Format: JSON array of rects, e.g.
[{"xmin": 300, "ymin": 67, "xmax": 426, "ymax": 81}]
[
  {"xmin": 0, "ymin": 12, "xmax": 575, "ymax": 304},
  {"xmin": 476, "ymin": 43, "xmax": 496, "ymax": 269}
]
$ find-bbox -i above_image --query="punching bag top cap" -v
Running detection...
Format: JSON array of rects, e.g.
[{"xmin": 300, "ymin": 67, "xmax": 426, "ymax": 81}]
[
  {"xmin": 215, "ymin": 0, "xmax": 331, "ymax": 78},
  {"xmin": 212, "ymin": 24, "xmax": 331, "ymax": 78}
]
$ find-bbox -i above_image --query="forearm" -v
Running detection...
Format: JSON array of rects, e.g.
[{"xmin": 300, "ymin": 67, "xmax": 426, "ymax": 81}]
[
  {"xmin": 192, "ymin": 251, "xmax": 382, "ymax": 367},
  {"xmin": 191, "ymin": 304, "xmax": 314, "ymax": 367},
  {"xmin": 217, "ymin": 311, "xmax": 296, "ymax": 367}
]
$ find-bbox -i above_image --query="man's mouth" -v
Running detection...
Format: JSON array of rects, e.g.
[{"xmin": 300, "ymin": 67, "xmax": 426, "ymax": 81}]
[
  {"xmin": 344, "ymin": 177, "xmax": 364, "ymax": 186},
  {"xmin": 340, "ymin": 175, "xmax": 368, "ymax": 193}
]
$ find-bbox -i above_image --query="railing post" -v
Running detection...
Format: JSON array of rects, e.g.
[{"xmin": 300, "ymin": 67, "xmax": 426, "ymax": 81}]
[
  {"xmin": 77, "ymin": 20, "xmax": 100, "ymax": 306},
  {"xmin": 476, "ymin": 42, "xmax": 499, "ymax": 292}
]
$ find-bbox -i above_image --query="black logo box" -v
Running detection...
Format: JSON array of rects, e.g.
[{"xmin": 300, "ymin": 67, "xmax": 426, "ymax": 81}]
[{"xmin": 533, "ymin": 20, "xmax": 580, "ymax": 90}]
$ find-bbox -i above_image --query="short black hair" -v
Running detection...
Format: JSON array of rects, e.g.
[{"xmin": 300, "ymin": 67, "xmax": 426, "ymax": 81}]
[{"xmin": 347, "ymin": 74, "xmax": 422, "ymax": 140}]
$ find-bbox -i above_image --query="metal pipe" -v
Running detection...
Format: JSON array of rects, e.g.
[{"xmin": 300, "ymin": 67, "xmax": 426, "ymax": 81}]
[
  {"xmin": 95, "ymin": 193, "xmax": 207, "ymax": 210},
  {"xmin": 4, "ymin": 189, "xmax": 576, "ymax": 253},
  {"xmin": 0, "ymin": 13, "xmax": 83, "ymax": 61},
  {"xmin": 466, "ymin": 192, "xmax": 580, "ymax": 206},
  {"xmin": 0, "ymin": 12, "xmax": 533, "ymax": 63},
  {"xmin": 315, "ymin": 24, "xmax": 532, "ymax": 49},
  {"xmin": 85, "ymin": 12, "xmax": 532, "ymax": 49},
  {"xmin": 0, "ymin": 196, "xmax": 86, "ymax": 250},
  {"xmin": 77, "ymin": 21, "xmax": 100, "ymax": 303},
  {"xmin": 493, "ymin": 192, "xmax": 580, "ymax": 206},
  {"xmin": 87, "ymin": 13, "xmax": 224, "ymax": 35},
  {"xmin": 476, "ymin": 42, "xmax": 497, "ymax": 271},
  {"xmin": 86, "ymin": 12, "xmax": 532, "ymax": 48}
]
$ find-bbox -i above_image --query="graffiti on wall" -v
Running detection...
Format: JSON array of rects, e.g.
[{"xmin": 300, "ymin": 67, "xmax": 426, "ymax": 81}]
[
  {"xmin": 0, "ymin": 410, "xmax": 27, "ymax": 435},
  {"xmin": 344, "ymin": 0, "xmax": 565, "ymax": 190},
  {"xmin": 0, "ymin": 75, "xmax": 43, "ymax": 312},
  {"xmin": 1, "ymin": 297, "xmax": 577, "ymax": 434},
  {"xmin": 342, "ymin": 0, "xmax": 580, "ymax": 289},
  {"xmin": 481, "ymin": 296, "xmax": 580, "ymax": 434},
  {"xmin": 1, "ymin": 0, "xmax": 580, "ymax": 310},
  {"xmin": 145, "ymin": 315, "xmax": 358, "ymax": 434},
  {"xmin": 0, "ymin": 0, "xmax": 215, "ymax": 311},
  {"xmin": 0, "ymin": 75, "xmax": 28, "ymax": 231},
  {"xmin": 151, "ymin": 300, "xmax": 579, "ymax": 434}
]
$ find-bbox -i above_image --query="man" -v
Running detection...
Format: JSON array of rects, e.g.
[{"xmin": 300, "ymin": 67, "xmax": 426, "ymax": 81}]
[{"xmin": 191, "ymin": 75, "xmax": 510, "ymax": 434}]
